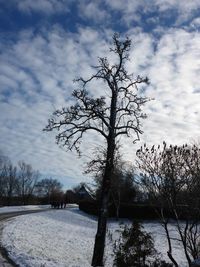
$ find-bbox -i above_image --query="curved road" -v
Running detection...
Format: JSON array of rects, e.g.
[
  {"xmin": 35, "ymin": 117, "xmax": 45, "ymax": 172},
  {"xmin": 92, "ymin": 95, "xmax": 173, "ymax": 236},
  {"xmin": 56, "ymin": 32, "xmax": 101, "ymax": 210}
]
[{"xmin": 0, "ymin": 209, "xmax": 50, "ymax": 267}]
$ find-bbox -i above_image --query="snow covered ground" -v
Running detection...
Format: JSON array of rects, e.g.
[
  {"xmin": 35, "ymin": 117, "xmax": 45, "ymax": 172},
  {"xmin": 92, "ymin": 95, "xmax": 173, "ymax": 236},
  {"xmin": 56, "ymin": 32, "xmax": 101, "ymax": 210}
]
[{"xmin": 0, "ymin": 206, "xmax": 187, "ymax": 267}]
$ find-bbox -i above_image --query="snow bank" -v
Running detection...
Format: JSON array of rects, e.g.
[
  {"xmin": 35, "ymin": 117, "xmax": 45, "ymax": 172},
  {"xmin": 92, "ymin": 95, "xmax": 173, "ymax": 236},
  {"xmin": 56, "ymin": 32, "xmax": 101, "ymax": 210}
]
[{"xmin": 1, "ymin": 207, "xmax": 187, "ymax": 267}]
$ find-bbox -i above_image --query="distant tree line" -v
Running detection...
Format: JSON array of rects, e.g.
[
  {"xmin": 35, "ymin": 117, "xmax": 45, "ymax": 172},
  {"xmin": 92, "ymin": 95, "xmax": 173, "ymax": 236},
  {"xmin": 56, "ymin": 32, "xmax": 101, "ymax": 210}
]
[{"xmin": 0, "ymin": 151, "xmax": 63, "ymax": 206}]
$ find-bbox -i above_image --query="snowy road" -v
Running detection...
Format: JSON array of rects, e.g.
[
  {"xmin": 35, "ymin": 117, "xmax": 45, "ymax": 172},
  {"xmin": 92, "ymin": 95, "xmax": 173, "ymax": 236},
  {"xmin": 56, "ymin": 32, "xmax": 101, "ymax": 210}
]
[{"xmin": 0, "ymin": 209, "xmax": 51, "ymax": 222}]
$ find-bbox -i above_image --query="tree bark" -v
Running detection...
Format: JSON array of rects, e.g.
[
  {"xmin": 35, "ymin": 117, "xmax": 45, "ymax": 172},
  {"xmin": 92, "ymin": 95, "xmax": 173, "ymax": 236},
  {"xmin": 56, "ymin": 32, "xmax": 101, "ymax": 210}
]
[
  {"xmin": 91, "ymin": 139, "xmax": 115, "ymax": 266},
  {"xmin": 91, "ymin": 179, "xmax": 109, "ymax": 266},
  {"xmin": 92, "ymin": 90, "xmax": 116, "ymax": 266}
]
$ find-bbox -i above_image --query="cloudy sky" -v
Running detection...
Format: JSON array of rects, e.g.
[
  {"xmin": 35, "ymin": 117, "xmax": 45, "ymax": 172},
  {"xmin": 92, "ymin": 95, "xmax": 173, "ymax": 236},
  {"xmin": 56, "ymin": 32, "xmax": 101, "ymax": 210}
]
[{"xmin": 1, "ymin": 0, "xmax": 200, "ymax": 189}]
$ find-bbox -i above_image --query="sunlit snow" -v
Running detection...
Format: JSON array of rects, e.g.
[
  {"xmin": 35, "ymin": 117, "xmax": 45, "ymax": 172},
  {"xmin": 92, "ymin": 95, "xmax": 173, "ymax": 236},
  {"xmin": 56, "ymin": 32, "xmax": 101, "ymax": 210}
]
[{"xmin": 1, "ymin": 206, "xmax": 187, "ymax": 266}]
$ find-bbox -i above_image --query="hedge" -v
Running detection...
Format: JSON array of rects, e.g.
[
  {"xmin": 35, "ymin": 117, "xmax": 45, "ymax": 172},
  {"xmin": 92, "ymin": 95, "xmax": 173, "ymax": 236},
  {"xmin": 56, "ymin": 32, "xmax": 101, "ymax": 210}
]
[{"xmin": 79, "ymin": 201, "xmax": 175, "ymax": 220}]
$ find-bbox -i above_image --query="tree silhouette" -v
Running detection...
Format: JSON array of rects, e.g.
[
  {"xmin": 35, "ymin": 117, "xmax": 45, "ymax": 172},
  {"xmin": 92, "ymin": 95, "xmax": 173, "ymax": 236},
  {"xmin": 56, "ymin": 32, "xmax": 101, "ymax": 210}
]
[
  {"xmin": 44, "ymin": 33, "xmax": 150, "ymax": 266},
  {"xmin": 137, "ymin": 143, "xmax": 200, "ymax": 266}
]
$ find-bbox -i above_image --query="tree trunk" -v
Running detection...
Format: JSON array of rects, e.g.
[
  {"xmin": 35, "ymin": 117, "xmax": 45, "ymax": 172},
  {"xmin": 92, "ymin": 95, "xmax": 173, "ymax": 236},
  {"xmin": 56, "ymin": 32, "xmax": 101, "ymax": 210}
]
[
  {"xmin": 162, "ymin": 215, "xmax": 179, "ymax": 267},
  {"xmin": 91, "ymin": 184, "xmax": 109, "ymax": 266},
  {"xmin": 92, "ymin": 88, "xmax": 117, "ymax": 266},
  {"xmin": 92, "ymin": 159, "xmax": 114, "ymax": 265},
  {"xmin": 92, "ymin": 139, "xmax": 115, "ymax": 266}
]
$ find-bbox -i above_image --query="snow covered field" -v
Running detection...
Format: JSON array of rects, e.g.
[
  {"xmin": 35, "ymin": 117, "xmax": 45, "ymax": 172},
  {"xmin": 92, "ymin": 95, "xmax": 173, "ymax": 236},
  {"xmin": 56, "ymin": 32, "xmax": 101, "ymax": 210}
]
[{"xmin": 1, "ymin": 206, "xmax": 187, "ymax": 267}]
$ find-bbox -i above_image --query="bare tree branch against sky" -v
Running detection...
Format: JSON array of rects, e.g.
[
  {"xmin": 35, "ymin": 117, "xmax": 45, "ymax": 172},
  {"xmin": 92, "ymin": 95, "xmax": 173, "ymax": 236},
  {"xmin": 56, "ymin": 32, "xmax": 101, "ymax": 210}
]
[{"xmin": 0, "ymin": 0, "xmax": 200, "ymax": 188}]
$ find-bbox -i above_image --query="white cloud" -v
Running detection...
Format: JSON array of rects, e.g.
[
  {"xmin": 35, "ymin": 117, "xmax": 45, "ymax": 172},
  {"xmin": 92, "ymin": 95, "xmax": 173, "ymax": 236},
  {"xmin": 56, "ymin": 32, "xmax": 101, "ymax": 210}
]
[
  {"xmin": 3, "ymin": 0, "xmax": 200, "ymax": 28},
  {"xmin": 155, "ymin": 0, "xmax": 200, "ymax": 13},
  {"xmin": 191, "ymin": 17, "xmax": 200, "ymax": 27},
  {"xmin": 133, "ymin": 29, "xmax": 200, "ymax": 148},
  {"xmin": 104, "ymin": 0, "xmax": 200, "ymax": 26},
  {"xmin": 0, "ymin": 26, "xmax": 112, "ymax": 187},
  {"xmin": 78, "ymin": 1, "xmax": 109, "ymax": 23},
  {"xmin": 17, "ymin": 0, "xmax": 70, "ymax": 15}
]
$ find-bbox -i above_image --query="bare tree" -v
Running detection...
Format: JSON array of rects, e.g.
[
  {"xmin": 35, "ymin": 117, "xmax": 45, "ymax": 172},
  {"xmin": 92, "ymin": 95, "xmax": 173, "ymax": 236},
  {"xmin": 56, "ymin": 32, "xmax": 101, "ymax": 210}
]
[
  {"xmin": 17, "ymin": 161, "xmax": 40, "ymax": 205},
  {"xmin": 44, "ymin": 33, "xmax": 150, "ymax": 266},
  {"xmin": 0, "ymin": 153, "xmax": 18, "ymax": 205},
  {"xmin": 0, "ymin": 152, "xmax": 10, "ymax": 198},
  {"xmin": 35, "ymin": 178, "xmax": 62, "ymax": 203},
  {"xmin": 4, "ymin": 162, "xmax": 17, "ymax": 205},
  {"xmin": 136, "ymin": 143, "xmax": 200, "ymax": 267}
]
